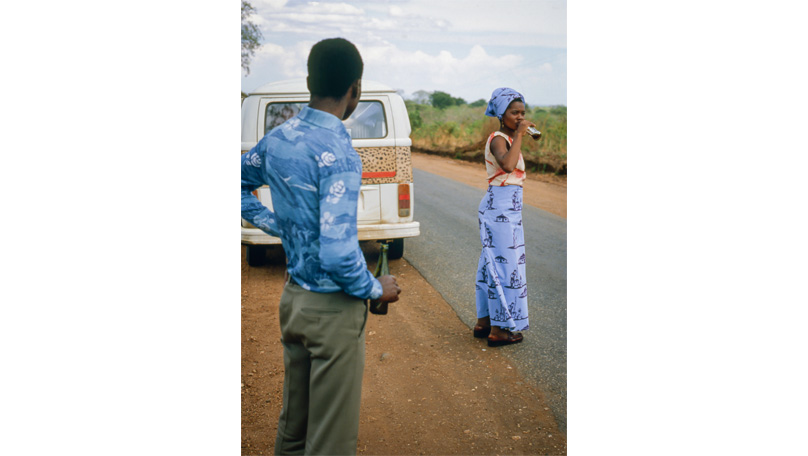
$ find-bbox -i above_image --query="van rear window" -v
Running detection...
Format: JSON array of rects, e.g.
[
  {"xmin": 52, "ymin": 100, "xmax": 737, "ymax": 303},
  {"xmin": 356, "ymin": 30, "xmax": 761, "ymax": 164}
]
[
  {"xmin": 265, "ymin": 102, "xmax": 305, "ymax": 133},
  {"xmin": 265, "ymin": 101, "xmax": 387, "ymax": 139}
]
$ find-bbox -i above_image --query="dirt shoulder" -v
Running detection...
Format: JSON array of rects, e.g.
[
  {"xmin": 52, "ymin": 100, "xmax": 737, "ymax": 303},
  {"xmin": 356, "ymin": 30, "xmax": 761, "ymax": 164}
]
[{"xmin": 242, "ymin": 154, "xmax": 568, "ymax": 455}]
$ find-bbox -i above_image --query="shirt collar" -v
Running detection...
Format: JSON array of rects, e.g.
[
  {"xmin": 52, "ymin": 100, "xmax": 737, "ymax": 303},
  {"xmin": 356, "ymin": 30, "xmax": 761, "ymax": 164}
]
[{"xmin": 298, "ymin": 106, "xmax": 348, "ymax": 134}]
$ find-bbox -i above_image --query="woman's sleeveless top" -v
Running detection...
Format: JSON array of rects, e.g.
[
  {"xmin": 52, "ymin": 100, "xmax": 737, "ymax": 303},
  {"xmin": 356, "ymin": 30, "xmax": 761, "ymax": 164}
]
[{"xmin": 484, "ymin": 131, "xmax": 526, "ymax": 187}]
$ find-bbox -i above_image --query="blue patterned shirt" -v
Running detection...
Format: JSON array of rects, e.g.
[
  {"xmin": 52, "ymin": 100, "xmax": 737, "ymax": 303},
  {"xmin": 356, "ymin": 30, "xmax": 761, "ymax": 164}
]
[{"xmin": 241, "ymin": 106, "xmax": 383, "ymax": 300}]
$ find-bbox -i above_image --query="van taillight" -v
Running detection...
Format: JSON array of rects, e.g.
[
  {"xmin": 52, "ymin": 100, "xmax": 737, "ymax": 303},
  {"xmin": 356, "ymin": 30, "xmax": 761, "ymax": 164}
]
[{"xmin": 398, "ymin": 184, "xmax": 410, "ymax": 217}]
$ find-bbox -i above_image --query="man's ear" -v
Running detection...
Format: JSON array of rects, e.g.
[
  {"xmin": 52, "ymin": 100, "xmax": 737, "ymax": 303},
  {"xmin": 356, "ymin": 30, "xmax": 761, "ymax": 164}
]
[
  {"xmin": 350, "ymin": 81, "xmax": 358, "ymax": 99},
  {"xmin": 306, "ymin": 76, "xmax": 311, "ymax": 93}
]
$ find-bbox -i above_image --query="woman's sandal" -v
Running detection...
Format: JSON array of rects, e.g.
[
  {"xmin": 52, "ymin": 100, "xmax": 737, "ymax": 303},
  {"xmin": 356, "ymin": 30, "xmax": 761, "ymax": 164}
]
[
  {"xmin": 473, "ymin": 325, "xmax": 491, "ymax": 338},
  {"xmin": 487, "ymin": 332, "xmax": 524, "ymax": 347}
]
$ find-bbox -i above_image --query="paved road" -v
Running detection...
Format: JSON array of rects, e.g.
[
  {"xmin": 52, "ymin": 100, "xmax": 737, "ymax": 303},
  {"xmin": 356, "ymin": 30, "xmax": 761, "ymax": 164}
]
[{"xmin": 404, "ymin": 167, "xmax": 568, "ymax": 432}]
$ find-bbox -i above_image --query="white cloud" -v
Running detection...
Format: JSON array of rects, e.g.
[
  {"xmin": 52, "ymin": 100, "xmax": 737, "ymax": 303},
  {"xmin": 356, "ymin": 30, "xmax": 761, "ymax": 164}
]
[
  {"xmin": 403, "ymin": 0, "xmax": 566, "ymax": 37},
  {"xmin": 245, "ymin": 38, "xmax": 564, "ymax": 104},
  {"xmin": 252, "ymin": 0, "xmax": 449, "ymax": 38},
  {"xmin": 357, "ymin": 42, "xmax": 524, "ymax": 97},
  {"xmin": 306, "ymin": 2, "xmax": 364, "ymax": 15},
  {"xmin": 252, "ymin": 0, "xmax": 289, "ymax": 10},
  {"xmin": 241, "ymin": 0, "xmax": 566, "ymax": 105},
  {"xmin": 249, "ymin": 0, "xmax": 564, "ymax": 42},
  {"xmin": 251, "ymin": 41, "xmax": 310, "ymax": 79}
]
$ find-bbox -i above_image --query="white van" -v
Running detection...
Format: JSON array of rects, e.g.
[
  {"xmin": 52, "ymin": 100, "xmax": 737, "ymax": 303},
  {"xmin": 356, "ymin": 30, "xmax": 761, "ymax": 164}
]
[{"xmin": 241, "ymin": 79, "xmax": 420, "ymax": 266}]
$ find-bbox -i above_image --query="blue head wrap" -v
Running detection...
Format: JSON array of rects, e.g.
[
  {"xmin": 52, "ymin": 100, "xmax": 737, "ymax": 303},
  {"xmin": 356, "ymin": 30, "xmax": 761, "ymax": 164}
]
[{"xmin": 484, "ymin": 87, "xmax": 525, "ymax": 120}]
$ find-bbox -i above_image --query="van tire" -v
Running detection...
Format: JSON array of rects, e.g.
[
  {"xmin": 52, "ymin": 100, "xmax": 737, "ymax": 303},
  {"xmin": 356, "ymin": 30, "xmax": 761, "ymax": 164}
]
[
  {"xmin": 246, "ymin": 246, "xmax": 267, "ymax": 266},
  {"xmin": 387, "ymin": 238, "xmax": 404, "ymax": 260}
]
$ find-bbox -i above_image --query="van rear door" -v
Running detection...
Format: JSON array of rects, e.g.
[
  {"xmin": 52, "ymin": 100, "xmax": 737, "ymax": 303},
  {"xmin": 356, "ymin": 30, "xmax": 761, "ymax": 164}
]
[{"xmin": 346, "ymin": 95, "xmax": 396, "ymax": 224}]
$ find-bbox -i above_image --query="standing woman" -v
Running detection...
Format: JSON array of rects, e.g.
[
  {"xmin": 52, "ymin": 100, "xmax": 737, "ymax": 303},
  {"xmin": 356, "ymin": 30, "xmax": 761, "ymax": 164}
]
[{"xmin": 473, "ymin": 87, "xmax": 535, "ymax": 347}]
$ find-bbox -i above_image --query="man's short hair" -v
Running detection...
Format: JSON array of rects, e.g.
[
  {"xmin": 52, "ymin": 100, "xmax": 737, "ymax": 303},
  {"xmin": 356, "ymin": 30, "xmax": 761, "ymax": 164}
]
[{"xmin": 307, "ymin": 38, "xmax": 364, "ymax": 98}]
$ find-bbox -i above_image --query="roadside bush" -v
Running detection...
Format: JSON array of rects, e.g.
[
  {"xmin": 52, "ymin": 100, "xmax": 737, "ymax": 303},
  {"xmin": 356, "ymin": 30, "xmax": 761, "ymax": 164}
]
[
  {"xmin": 408, "ymin": 109, "xmax": 423, "ymax": 129},
  {"xmin": 550, "ymin": 105, "xmax": 567, "ymax": 116},
  {"xmin": 408, "ymin": 100, "xmax": 567, "ymax": 175}
]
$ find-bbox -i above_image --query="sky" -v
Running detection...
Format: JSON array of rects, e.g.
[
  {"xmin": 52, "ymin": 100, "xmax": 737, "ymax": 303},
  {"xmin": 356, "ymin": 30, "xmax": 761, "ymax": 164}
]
[{"xmin": 242, "ymin": 0, "xmax": 566, "ymax": 106}]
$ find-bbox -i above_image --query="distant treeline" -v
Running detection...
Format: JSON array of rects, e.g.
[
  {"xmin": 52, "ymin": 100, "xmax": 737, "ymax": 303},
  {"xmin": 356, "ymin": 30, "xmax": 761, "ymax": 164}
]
[{"xmin": 405, "ymin": 91, "xmax": 567, "ymax": 175}]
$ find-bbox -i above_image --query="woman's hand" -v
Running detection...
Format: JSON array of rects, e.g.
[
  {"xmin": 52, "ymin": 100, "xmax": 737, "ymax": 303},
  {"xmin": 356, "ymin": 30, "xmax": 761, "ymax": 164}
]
[{"xmin": 515, "ymin": 120, "xmax": 536, "ymax": 137}]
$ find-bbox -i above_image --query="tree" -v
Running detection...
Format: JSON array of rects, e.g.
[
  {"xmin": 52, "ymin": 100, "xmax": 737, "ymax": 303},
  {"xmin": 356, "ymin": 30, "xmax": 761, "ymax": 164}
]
[
  {"xmin": 411, "ymin": 90, "xmax": 431, "ymax": 104},
  {"xmin": 429, "ymin": 91, "xmax": 455, "ymax": 109},
  {"xmin": 242, "ymin": 0, "xmax": 263, "ymax": 76},
  {"xmin": 429, "ymin": 90, "xmax": 467, "ymax": 109},
  {"xmin": 469, "ymin": 99, "xmax": 487, "ymax": 108}
]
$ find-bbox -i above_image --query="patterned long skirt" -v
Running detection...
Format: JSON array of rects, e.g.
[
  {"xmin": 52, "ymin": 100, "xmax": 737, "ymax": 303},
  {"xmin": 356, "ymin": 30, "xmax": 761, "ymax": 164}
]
[{"xmin": 475, "ymin": 185, "xmax": 529, "ymax": 332}]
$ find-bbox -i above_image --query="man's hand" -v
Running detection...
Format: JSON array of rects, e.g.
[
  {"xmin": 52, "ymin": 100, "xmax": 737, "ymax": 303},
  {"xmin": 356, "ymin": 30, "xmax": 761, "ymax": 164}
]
[{"xmin": 377, "ymin": 275, "xmax": 401, "ymax": 303}]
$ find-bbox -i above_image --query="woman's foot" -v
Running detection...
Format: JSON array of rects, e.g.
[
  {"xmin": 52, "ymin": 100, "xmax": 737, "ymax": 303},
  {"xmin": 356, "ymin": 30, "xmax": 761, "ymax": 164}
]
[
  {"xmin": 473, "ymin": 325, "xmax": 491, "ymax": 338},
  {"xmin": 473, "ymin": 317, "xmax": 491, "ymax": 338},
  {"xmin": 487, "ymin": 327, "xmax": 524, "ymax": 347}
]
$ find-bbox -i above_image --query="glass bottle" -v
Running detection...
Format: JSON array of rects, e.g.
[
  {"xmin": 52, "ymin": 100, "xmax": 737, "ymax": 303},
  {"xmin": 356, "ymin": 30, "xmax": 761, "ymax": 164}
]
[
  {"xmin": 369, "ymin": 243, "xmax": 389, "ymax": 315},
  {"xmin": 526, "ymin": 126, "xmax": 542, "ymax": 140}
]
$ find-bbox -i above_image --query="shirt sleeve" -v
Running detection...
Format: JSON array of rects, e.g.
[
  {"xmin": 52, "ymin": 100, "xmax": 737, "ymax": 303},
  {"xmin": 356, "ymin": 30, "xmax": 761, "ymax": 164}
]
[
  {"xmin": 241, "ymin": 146, "xmax": 281, "ymax": 238},
  {"xmin": 316, "ymin": 153, "xmax": 383, "ymax": 300}
]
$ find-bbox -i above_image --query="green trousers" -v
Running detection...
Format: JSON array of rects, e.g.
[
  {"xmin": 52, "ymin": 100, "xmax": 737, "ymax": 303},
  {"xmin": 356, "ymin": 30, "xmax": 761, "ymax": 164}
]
[{"xmin": 274, "ymin": 281, "xmax": 368, "ymax": 456}]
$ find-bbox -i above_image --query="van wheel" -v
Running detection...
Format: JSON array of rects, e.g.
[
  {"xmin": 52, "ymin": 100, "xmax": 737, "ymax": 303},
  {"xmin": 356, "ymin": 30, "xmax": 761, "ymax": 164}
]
[
  {"xmin": 387, "ymin": 239, "xmax": 404, "ymax": 260},
  {"xmin": 246, "ymin": 246, "xmax": 267, "ymax": 266}
]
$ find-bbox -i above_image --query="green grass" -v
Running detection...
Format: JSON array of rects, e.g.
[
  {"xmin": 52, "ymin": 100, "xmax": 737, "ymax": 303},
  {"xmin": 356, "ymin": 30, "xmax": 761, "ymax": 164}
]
[{"xmin": 406, "ymin": 101, "xmax": 567, "ymax": 174}]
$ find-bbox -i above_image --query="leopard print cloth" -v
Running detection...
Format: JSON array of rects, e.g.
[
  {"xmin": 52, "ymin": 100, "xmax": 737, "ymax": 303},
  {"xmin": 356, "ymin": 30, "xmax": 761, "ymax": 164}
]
[{"xmin": 356, "ymin": 146, "xmax": 413, "ymax": 184}]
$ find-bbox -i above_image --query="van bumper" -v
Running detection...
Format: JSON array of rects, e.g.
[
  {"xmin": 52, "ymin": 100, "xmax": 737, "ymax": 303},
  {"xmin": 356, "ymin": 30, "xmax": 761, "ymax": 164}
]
[{"xmin": 241, "ymin": 221, "xmax": 421, "ymax": 246}]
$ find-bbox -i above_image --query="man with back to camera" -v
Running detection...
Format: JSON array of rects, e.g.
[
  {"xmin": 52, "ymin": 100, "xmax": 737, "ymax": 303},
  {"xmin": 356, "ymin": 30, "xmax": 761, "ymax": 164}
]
[{"xmin": 240, "ymin": 38, "xmax": 401, "ymax": 455}]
